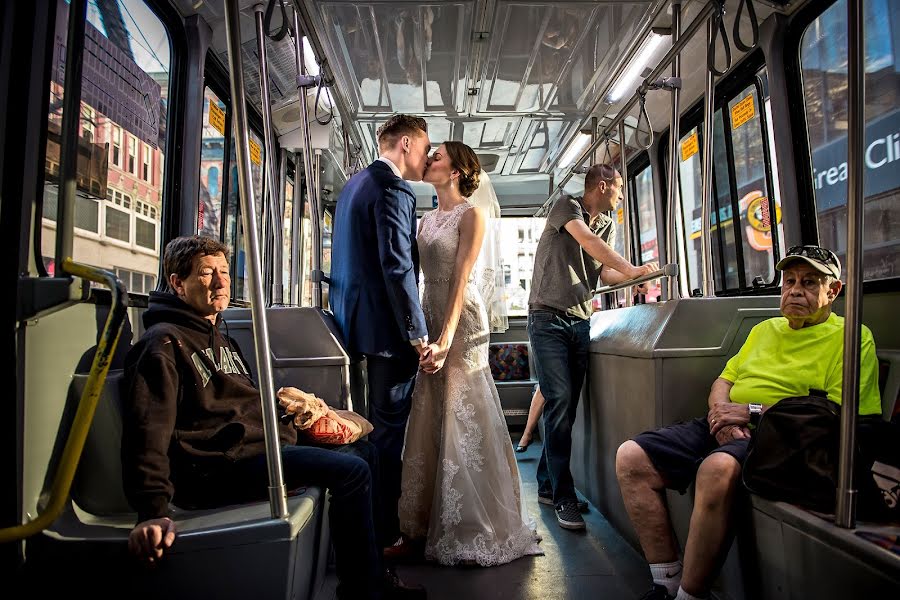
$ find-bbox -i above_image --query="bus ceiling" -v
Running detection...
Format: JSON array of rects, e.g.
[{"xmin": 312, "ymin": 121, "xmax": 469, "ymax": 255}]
[{"xmin": 176, "ymin": 1, "xmax": 800, "ymax": 188}]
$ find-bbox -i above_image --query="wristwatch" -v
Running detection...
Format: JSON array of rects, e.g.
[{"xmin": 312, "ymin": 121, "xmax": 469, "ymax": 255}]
[{"xmin": 748, "ymin": 403, "xmax": 763, "ymax": 427}]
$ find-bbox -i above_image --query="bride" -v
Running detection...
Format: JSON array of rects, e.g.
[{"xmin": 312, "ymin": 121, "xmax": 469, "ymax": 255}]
[{"xmin": 397, "ymin": 141, "xmax": 542, "ymax": 566}]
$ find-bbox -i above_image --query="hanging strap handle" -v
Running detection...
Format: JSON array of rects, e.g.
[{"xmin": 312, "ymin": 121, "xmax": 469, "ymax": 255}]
[
  {"xmin": 264, "ymin": 0, "xmax": 292, "ymax": 41},
  {"xmin": 635, "ymin": 91, "xmax": 654, "ymax": 150},
  {"xmin": 733, "ymin": 0, "xmax": 760, "ymax": 52},
  {"xmin": 707, "ymin": 1, "xmax": 732, "ymax": 77},
  {"xmin": 601, "ymin": 134, "xmax": 613, "ymax": 165}
]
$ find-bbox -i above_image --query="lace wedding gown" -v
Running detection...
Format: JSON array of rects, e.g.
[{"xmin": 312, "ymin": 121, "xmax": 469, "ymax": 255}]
[{"xmin": 398, "ymin": 201, "xmax": 542, "ymax": 567}]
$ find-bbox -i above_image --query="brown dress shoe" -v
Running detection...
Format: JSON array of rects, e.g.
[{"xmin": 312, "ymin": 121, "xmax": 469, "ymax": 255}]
[{"xmin": 382, "ymin": 537, "xmax": 425, "ymax": 564}]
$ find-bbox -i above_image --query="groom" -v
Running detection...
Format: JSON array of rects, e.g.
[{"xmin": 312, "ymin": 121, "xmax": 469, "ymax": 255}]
[{"xmin": 331, "ymin": 114, "xmax": 432, "ymax": 547}]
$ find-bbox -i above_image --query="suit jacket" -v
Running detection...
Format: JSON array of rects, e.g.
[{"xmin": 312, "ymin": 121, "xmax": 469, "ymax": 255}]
[{"xmin": 330, "ymin": 160, "xmax": 428, "ymax": 357}]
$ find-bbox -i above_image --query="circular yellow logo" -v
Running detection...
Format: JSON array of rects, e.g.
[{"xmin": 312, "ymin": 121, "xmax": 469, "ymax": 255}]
[{"xmin": 744, "ymin": 193, "xmax": 782, "ymax": 232}]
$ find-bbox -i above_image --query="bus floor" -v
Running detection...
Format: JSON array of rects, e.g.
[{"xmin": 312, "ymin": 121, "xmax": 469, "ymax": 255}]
[{"xmin": 314, "ymin": 439, "xmax": 654, "ymax": 600}]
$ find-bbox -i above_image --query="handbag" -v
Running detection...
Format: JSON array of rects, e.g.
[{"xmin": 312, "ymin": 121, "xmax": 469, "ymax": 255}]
[
  {"xmin": 743, "ymin": 390, "xmax": 900, "ymax": 522},
  {"xmin": 742, "ymin": 390, "xmax": 842, "ymax": 513}
]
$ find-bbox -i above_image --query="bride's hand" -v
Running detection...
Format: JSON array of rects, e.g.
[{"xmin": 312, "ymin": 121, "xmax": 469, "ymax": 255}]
[{"xmin": 420, "ymin": 341, "xmax": 449, "ymax": 374}]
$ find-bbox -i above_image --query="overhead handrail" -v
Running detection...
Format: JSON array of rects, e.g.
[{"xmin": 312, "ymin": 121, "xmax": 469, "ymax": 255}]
[
  {"xmin": 289, "ymin": 0, "xmax": 370, "ymax": 164},
  {"xmin": 733, "ymin": 0, "xmax": 760, "ymax": 52},
  {"xmin": 836, "ymin": 0, "xmax": 865, "ymax": 530},
  {"xmin": 592, "ymin": 263, "xmax": 678, "ymax": 296},
  {"xmin": 536, "ymin": 0, "xmax": 717, "ymax": 217},
  {"xmin": 707, "ymin": 1, "xmax": 732, "ymax": 77},
  {"xmin": 0, "ymin": 261, "xmax": 126, "ymax": 543},
  {"xmin": 224, "ymin": 0, "xmax": 288, "ymax": 519}
]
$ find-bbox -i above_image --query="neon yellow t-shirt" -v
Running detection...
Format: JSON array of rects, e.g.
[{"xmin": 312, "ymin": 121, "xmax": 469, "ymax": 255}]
[{"xmin": 720, "ymin": 313, "xmax": 881, "ymax": 415}]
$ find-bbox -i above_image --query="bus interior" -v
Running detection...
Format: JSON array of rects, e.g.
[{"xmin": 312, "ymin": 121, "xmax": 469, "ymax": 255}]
[{"xmin": 1, "ymin": 0, "xmax": 899, "ymax": 598}]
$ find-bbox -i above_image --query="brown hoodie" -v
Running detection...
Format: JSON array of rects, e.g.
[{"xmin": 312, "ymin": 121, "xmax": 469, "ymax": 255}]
[{"xmin": 121, "ymin": 291, "xmax": 296, "ymax": 522}]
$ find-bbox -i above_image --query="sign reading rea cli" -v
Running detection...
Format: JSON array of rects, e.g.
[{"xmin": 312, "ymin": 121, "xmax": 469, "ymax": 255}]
[{"xmin": 812, "ymin": 108, "xmax": 900, "ymax": 212}]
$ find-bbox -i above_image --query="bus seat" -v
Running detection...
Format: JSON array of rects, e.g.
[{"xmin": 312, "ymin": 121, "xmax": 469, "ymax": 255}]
[
  {"xmin": 222, "ymin": 306, "xmax": 353, "ymax": 410},
  {"xmin": 33, "ymin": 370, "xmax": 331, "ymax": 600}
]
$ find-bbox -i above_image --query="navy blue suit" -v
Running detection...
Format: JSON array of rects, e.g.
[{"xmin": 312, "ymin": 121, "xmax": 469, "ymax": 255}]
[{"xmin": 330, "ymin": 159, "xmax": 427, "ymax": 543}]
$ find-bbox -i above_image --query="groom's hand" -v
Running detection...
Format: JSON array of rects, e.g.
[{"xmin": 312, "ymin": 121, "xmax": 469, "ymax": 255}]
[
  {"xmin": 420, "ymin": 342, "xmax": 447, "ymax": 374},
  {"xmin": 415, "ymin": 343, "xmax": 432, "ymax": 359}
]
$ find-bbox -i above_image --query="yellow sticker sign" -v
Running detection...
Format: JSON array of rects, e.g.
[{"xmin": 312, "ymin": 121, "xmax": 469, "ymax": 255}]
[
  {"xmin": 249, "ymin": 138, "xmax": 262, "ymax": 165},
  {"xmin": 680, "ymin": 132, "xmax": 699, "ymax": 162},
  {"xmin": 208, "ymin": 101, "xmax": 226, "ymax": 135},
  {"xmin": 731, "ymin": 95, "xmax": 756, "ymax": 130},
  {"xmin": 616, "ymin": 207, "xmax": 624, "ymax": 224}
]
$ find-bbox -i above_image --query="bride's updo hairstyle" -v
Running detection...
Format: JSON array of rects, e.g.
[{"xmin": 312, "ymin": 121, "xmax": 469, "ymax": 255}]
[{"xmin": 443, "ymin": 141, "xmax": 481, "ymax": 198}]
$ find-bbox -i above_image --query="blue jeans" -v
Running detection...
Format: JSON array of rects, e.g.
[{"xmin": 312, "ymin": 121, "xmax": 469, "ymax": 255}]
[
  {"xmin": 527, "ymin": 310, "xmax": 590, "ymax": 505},
  {"xmin": 225, "ymin": 442, "xmax": 383, "ymax": 599}
]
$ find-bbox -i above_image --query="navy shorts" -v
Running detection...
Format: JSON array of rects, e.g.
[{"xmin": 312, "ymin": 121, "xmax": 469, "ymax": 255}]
[{"xmin": 632, "ymin": 417, "xmax": 750, "ymax": 494}]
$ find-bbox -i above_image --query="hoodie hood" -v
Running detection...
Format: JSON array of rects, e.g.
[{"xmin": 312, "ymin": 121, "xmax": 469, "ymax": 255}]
[{"xmin": 144, "ymin": 291, "xmax": 221, "ymax": 333}]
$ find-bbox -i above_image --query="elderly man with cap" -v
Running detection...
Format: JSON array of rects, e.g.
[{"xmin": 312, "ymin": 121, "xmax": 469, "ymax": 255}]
[{"xmin": 615, "ymin": 245, "xmax": 882, "ymax": 600}]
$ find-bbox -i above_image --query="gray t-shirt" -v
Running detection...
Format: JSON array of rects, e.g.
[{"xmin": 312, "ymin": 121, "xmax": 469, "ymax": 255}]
[{"xmin": 528, "ymin": 195, "xmax": 615, "ymax": 320}]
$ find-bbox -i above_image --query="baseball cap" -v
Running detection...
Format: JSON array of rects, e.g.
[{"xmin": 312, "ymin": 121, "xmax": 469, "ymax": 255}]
[{"xmin": 775, "ymin": 245, "xmax": 841, "ymax": 279}]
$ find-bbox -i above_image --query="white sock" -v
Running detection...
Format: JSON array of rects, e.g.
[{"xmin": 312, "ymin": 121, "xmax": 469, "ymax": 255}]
[
  {"xmin": 675, "ymin": 586, "xmax": 707, "ymax": 600},
  {"xmin": 649, "ymin": 560, "xmax": 682, "ymax": 596}
]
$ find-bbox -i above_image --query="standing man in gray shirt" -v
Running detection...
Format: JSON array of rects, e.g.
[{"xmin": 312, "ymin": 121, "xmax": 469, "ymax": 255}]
[{"xmin": 529, "ymin": 163, "xmax": 657, "ymax": 531}]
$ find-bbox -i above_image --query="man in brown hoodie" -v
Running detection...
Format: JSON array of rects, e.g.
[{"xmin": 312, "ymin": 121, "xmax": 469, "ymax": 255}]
[{"xmin": 121, "ymin": 235, "xmax": 424, "ymax": 600}]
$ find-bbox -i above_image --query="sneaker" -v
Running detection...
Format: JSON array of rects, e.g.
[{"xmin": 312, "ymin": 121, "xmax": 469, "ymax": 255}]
[
  {"xmin": 555, "ymin": 501, "xmax": 586, "ymax": 530},
  {"xmin": 639, "ymin": 584, "xmax": 674, "ymax": 600},
  {"xmin": 538, "ymin": 493, "xmax": 588, "ymax": 512}
]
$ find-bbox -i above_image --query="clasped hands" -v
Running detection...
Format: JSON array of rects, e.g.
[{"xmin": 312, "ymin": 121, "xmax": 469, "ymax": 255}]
[
  {"xmin": 707, "ymin": 402, "xmax": 751, "ymax": 446},
  {"xmin": 416, "ymin": 340, "xmax": 448, "ymax": 375}
]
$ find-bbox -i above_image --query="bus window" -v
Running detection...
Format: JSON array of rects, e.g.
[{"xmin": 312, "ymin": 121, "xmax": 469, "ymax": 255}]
[
  {"xmin": 498, "ymin": 217, "xmax": 546, "ymax": 317},
  {"xmin": 200, "ymin": 87, "xmax": 226, "ymax": 240},
  {"xmin": 323, "ymin": 210, "xmax": 333, "ymax": 309},
  {"xmin": 630, "ymin": 162, "xmax": 660, "ymax": 301},
  {"xmin": 800, "ymin": 0, "xmax": 900, "ymax": 282},
  {"xmin": 283, "ymin": 175, "xmax": 294, "ymax": 303},
  {"xmin": 677, "ymin": 126, "xmax": 703, "ymax": 295},
  {"xmin": 727, "ymin": 85, "xmax": 778, "ymax": 287},
  {"xmin": 712, "ymin": 111, "xmax": 740, "ymax": 290},
  {"xmin": 299, "ymin": 193, "xmax": 312, "ymax": 307},
  {"xmin": 225, "ymin": 127, "xmax": 265, "ymax": 301},
  {"xmin": 41, "ymin": 0, "xmax": 170, "ymax": 289},
  {"xmin": 676, "ymin": 78, "xmax": 778, "ymax": 295}
]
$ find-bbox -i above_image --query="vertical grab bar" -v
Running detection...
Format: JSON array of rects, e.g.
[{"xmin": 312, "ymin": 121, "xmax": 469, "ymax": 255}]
[
  {"xmin": 291, "ymin": 7, "xmax": 322, "ymax": 309},
  {"xmin": 291, "ymin": 150, "xmax": 304, "ymax": 305},
  {"xmin": 665, "ymin": 0, "xmax": 683, "ymax": 301},
  {"xmin": 274, "ymin": 149, "xmax": 288, "ymax": 304},
  {"xmin": 699, "ymin": 15, "xmax": 717, "ymax": 298},
  {"xmin": 836, "ymin": 0, "xmax": 865, "ymax": 530},
  {"xmin": 254, "ymin": 4, "xmax": 282, "ymax": 307},
  {"xmin": 55, "ymin": 0, "xmax": 88, "ymax": 274},
  {"xmin": 618, "ymin": 120, "xmax": 633, "ymax": 308},
  {"xmin": 223, "ymin": 0, "xmax": 288, "ymax": 519}
]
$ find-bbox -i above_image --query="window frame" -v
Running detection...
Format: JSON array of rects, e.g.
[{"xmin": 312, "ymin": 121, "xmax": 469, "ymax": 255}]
[
  {"xmin": 658, "ymin": 49, "xmax": 780, "ymax": 296},
  {"xmin": 786, "ymin": 0, "xmax": 900, "ymax": 291}
]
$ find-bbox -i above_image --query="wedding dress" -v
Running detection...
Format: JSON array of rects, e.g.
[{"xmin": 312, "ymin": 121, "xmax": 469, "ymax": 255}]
[{"xmin": 398, "ymin": 201, "xmax": 541, "ymax": 567}]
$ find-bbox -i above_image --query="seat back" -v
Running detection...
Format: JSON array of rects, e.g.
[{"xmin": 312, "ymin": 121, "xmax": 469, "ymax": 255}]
[{"xmin": 71, "ymin": 370, "xmax": 133, "ymax": 515}]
